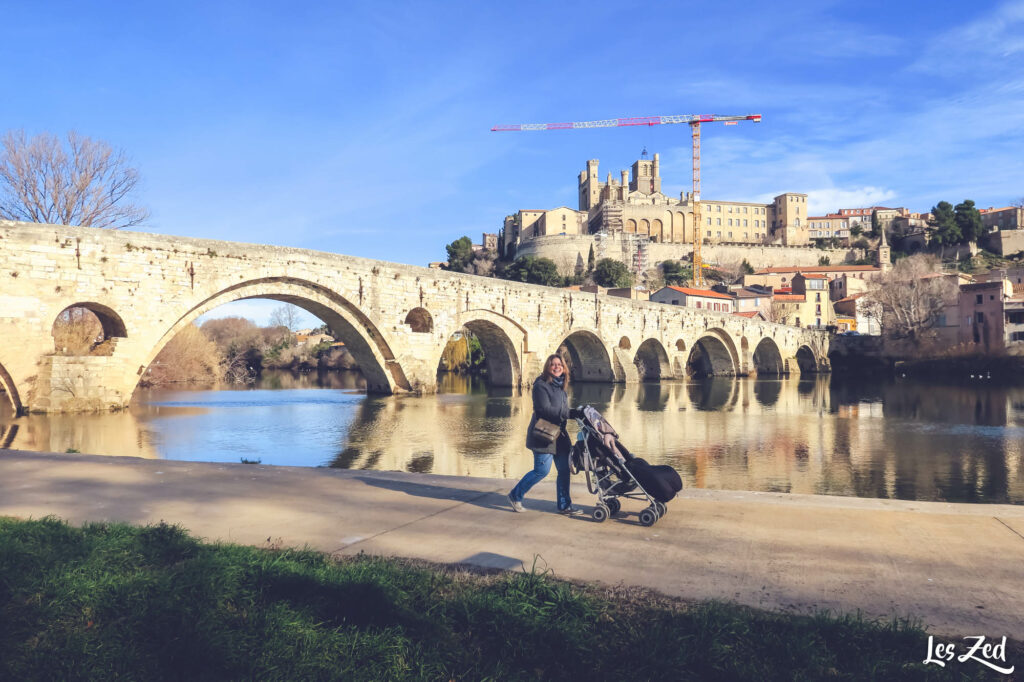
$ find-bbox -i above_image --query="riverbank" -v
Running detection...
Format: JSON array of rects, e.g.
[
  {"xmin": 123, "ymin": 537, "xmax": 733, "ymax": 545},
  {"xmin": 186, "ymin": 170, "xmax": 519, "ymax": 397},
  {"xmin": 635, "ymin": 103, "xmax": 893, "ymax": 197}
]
[
  {"xmin": 5, "ymin": 516, "xmax": 1013, "ymax": 680},
  {"xmin": 3, "ymin": 449, "xmax": 1024, "ymax": 648}
]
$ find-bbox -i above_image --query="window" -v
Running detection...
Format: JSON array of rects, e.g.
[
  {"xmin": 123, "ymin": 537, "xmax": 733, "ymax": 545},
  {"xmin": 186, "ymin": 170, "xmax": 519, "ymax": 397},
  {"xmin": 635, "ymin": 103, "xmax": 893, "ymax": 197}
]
[
  {"xmin": 728, "ymin": 219, "xmax": 733, "ymax": 226},
  {"xmin": 716, "ymin": 231, "xmax": 722, "ymax": 237},
  {"xmin": 744, "ymin": 232, "xmax": 748, "ymax": 239},
  {"xmin": 728, "ymin": 206, "xmax": 733, "ymax": 213},
  {"xmin": 716, "ymin": 218, "xmax": 721, "ymax": 226},
  {"xmin": 728, "ymin": 232, "xmax": 733, "ymax": 238},
  {"xmin": 671, "ymin": 299, "xmax": 679, "ymax": 305},
  {"xmin": 990, "ymin": 295, "xmax": 995, "ymax": 301},
  {"xmin": 706, "ymin": 230, "xmax": 711, "ymax": 236},
  {"xmin": 716, "ymin": 205, "xmax": 721, "ymax": 212},
  {"xmin": 743, "ymin": 207, "xmax": 748, "ymax": 213},
  {"xmin": 976, "ymin": 294, "xmax": 983, "ymax": 304},
  {"xmin": 815, "ymin": 293, "xmax": 821, "ymax": 301},
  {"xmin": 696, "ymin": 301, "xmax": 702, "ymax": 308},
  {"xmin": 707, "ymin": 217, "xmax": 711, "ymax": 225},
  {"xmin": 743, "ymin": 219, "xmax": 748, "ymax": 227}
]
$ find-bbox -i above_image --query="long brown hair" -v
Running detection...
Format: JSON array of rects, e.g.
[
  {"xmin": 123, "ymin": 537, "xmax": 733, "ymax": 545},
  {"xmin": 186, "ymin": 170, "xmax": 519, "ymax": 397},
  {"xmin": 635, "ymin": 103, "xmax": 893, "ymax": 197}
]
[{"xmin": 541, "ymin": 353, "xmax": 569, "ymax": 391}]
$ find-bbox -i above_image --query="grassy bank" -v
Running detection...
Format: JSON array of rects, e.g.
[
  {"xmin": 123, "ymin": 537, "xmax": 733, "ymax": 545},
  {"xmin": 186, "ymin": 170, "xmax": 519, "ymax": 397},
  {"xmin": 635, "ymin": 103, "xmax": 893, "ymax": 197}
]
[{"xmin": 0, "ymin": 517, "xmax": 1011, "ymax": 680}]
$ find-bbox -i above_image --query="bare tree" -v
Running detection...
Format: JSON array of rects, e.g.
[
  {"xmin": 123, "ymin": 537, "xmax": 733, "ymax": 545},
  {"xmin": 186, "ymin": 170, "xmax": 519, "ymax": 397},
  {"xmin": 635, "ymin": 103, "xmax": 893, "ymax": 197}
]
[
  {"xmin": 1012, "ymin": 197, "xmax": 1024, "ymax": 209},
  {"xmin": 0, "ymin": 130, "xmax": 149, "ymax": 228},
  {"xmin": 867, "ymin": 254, "xmax": 957, "ymax": 345},
  {"xmin": 268, "ymin": 304, "xmax": 302, "ymax": 331},
  {"xmin": 762, "ymin": 300, "xmax": 791, "ymax": 325}
]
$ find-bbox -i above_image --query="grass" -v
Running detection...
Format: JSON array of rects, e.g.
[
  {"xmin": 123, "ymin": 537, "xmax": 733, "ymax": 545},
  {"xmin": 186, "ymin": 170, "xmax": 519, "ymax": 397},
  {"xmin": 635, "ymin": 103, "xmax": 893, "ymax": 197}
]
[{"xmin": 0, "ymin": 517, "xmax": 1015, "ymax": 681}]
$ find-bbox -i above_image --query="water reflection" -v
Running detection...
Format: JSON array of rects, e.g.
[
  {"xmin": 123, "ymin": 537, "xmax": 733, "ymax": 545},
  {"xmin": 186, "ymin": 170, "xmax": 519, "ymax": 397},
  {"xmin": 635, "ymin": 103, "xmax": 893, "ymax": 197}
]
[{"xmin": 1, "ymin": 370, "xmax": 1022, "ymax": 504}]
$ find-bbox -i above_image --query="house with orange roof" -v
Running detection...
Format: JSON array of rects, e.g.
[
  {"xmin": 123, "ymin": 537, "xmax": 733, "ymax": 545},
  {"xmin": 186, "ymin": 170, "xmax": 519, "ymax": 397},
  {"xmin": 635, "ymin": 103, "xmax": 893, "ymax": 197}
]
[
  {"xmin": 743, "ymin": 264, "xmax": 883, "ymax": 290},
  {"xmin": 650, "ymin": 285, "xmax": 734, "ymax": 313}
]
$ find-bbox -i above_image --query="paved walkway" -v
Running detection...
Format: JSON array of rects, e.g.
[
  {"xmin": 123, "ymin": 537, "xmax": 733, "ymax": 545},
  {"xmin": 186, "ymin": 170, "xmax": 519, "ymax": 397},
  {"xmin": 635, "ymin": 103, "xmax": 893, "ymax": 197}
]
[{"xmin": 2, "ymin": 450, "xmax": 1023, "ymax": 640}]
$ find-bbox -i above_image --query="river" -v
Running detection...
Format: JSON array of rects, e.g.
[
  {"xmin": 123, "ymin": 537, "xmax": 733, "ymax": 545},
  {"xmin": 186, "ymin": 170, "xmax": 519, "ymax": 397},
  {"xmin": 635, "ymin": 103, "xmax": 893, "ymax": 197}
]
[{"xmin": 2, "ymin": 370, "xmax": 1022, "ymax": 504}]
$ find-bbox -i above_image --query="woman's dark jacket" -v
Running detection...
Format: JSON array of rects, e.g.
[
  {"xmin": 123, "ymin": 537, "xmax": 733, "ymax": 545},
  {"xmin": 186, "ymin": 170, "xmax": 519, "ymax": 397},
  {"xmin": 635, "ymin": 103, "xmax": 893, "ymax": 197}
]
[{"xmin": 525, "ymin": 377, "xmax": 571, "ymax": 455}]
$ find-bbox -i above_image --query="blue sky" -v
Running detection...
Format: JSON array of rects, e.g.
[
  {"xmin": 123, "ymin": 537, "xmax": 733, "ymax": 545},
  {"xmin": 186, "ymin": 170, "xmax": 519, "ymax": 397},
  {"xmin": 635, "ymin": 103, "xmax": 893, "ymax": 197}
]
[{"xmin": 4, "ymin": 1, "xmax": 1023, "ymax": 324}]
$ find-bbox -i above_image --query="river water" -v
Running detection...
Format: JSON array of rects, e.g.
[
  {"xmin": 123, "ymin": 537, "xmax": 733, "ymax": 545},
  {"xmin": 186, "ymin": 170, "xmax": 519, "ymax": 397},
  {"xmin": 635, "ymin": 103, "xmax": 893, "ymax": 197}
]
[{"xmin": 2, "ymin": 370, "xmax": 1022, "ymax": 504}]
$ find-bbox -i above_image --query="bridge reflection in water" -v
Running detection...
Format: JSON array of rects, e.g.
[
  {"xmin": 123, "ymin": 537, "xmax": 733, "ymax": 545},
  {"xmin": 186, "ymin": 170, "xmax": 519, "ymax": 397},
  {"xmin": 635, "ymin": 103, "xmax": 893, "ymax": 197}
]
[{"xmin": 1, "ymin": 371, "xmax": 1022, "ymax": 504}]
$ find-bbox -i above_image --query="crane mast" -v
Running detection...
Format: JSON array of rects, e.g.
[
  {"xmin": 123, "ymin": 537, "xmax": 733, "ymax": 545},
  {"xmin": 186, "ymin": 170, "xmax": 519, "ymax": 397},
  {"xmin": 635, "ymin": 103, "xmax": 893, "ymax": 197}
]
[{"xmin": 493, "ymin": 113, "xmax": 761, "ymax": 287}]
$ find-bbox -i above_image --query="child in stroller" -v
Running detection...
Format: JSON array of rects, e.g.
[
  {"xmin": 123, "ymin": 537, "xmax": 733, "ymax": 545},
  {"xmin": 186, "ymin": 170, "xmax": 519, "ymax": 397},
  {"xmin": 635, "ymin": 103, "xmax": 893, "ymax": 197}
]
[{"xmin": 570, "ymin": 405, "xmax": 682, "ymax": 526}]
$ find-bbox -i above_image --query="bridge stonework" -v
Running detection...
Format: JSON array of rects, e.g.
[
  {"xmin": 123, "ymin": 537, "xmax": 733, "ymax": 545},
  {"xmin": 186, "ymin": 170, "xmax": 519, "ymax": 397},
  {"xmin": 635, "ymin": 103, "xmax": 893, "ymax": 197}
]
[{"xmin": 0, "ymin": 221, "xmax": 830, "ymax": 414}]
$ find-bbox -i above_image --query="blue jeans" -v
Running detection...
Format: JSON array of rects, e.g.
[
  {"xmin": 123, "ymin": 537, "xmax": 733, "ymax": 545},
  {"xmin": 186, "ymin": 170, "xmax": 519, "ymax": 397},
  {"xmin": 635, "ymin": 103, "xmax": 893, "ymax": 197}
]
[{"xmin": 510, "ymin": 450, "xmax": 572, "ymax": 510}]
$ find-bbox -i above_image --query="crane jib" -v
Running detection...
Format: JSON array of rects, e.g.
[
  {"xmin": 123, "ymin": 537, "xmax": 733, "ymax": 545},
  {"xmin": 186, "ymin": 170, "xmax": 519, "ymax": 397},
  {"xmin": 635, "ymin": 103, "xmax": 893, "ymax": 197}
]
[{"xmin": 490, "ymin": 114, "xmax": 761, "ymax": 131}]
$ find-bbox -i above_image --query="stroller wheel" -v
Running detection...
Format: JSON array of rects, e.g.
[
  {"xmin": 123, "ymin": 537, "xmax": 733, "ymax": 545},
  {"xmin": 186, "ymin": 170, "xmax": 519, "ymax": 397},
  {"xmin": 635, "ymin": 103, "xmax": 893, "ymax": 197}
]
[
  {"xmin": 592, "ymin": 504, "xmax": 610, "ymax": 523},
  {"xmin": 639, "ymin": 507, "xmax": 658, "ymax": 527},
  {"xmin": 607, "ymin": 498, "xmax": 621, "ymax": 516},
  {"xmin": 655, "ymin": 501, "xmax": 667, "ymax": 517}
]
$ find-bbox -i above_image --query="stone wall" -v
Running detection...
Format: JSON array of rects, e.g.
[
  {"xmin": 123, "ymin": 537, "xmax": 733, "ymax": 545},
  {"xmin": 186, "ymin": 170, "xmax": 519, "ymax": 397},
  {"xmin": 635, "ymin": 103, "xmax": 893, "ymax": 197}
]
[
  {"xmin": 516, "ymin": 233, "xmax": 859, "ymax": 275},
  {"xmin": 0, "ymin": 221, "xmax": 830, "ymax": 413}
]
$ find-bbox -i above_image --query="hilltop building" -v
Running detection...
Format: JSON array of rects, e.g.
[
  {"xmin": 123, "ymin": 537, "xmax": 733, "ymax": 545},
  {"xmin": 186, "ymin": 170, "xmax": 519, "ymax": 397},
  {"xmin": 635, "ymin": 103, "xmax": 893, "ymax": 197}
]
[{"xmin": 501, "ymin": 153, "xmax": 813, "ymax": 257}]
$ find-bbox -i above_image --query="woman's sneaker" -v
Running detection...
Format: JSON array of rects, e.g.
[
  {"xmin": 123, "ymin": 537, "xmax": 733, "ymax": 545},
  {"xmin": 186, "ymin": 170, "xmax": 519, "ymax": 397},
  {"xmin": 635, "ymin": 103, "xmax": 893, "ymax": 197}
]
[
  {"xmin": 558, "ymin": 506, "xmax": 585, "ymax": 516},
  {"xmin": 507, "ymin": 493, "xmax": 525, "ymax": 513}
]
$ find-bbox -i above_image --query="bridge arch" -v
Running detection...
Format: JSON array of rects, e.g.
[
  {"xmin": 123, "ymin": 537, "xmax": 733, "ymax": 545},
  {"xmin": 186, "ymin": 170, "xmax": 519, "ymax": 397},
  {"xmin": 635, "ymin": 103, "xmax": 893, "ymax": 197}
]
[
  {"xmin": 634, "ymin": 338, "xmax": 670, "ymax": 381},
  {"xmin": 439, "ymin": 310, "xmax": 524, "ymax": 388},
  {"xmin": 0, "ymin": 360, "xmax": 22, "ymax": 414},
  {"xmin": 135, "ymin": 277, "xmax": 407, "ymax": 397},
  {"xmin": 51, "ymin": 302, "xmax": 127, "ymax": 355},
  {"xmin": 752, "ymin": 337, "xmax": 785, "ymax": 376},
  {"xmin": 795, "ymin": 345, "xmax": 819, "ymax": 374},
  {"xmin": 687, "ymin": 329, "xmax": 739, "ymax": 377},
  {"xmin": 404, "ymin": 307, "xmax": 433, "ymax": 333},
  {"xmin": 558, "ymin": 329, "xmax": 614, "ymax": 382}
]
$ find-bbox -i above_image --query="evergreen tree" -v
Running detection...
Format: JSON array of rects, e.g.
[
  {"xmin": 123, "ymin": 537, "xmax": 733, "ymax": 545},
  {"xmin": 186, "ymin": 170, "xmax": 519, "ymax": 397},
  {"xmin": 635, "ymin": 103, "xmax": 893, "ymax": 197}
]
[
  {"xmin": 503, "ymin": 256, "xmax": 561, "ymax": 286},
  {"xmin": 444, "ymin": 236, "xmax": 475, "ymax": 272},
  {"xmin": 929, "ymin": 201, "xmax": 961, "ymax": 246},
  {"xmin": 592, "ymin": 258, "xmax": 633, "ymax": 288},
  {"xmin": 587, "ymin": 244, "xmax": 595, "ymax": 273},
  {"xmin": 954, "ymin": 199, "xmax": 983, "ymax": 243}
]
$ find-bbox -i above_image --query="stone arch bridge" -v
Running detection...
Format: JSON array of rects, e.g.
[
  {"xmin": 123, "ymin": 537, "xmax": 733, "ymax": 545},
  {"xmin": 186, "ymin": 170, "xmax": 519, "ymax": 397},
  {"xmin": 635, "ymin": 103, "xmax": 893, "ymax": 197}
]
[{"xmin": 0, "ymin": 222, "xmax": 830, "ymax": 414}]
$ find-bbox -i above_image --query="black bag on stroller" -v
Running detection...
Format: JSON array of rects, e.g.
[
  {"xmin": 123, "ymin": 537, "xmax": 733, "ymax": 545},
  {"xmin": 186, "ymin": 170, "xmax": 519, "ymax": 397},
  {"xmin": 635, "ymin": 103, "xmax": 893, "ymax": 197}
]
[{"xmin": 624, "ymin": 458, "xmax": 682, "ymax": 504}]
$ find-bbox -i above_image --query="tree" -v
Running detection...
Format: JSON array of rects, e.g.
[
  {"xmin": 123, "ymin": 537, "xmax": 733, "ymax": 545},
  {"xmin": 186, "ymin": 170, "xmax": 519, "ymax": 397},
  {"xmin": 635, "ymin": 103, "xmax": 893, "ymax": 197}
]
[
  {"xmin": 954, "ymin": 199, "xmax": 983, "ymax": 243},
  {"xmin": 0, "ymin": 130, "xmax": 148, "ymax": 228},
  {"xmin": 660, "ymin": 260, "xmax": 691, "ymax": 286},
  {"xmin": 269, "ymin": 304, "xmax": 302, "ymax": 331},
  {"xmin": 592, "ymin": 258, "xmax": 633, "ymax": 288},
  {"xmin": 762, "ymin": 300, "xmax": 791, "ymax": 325},
  {"xmin": 850, "ymin": 224, "xmax": 863, "ymax": 237},
  {"xmin": 503, "ymin": 256, "xmax": 561, "ymax": 286},
  {"xmin": 929, "ymin": 201, "xmax": 961, "ymax": 247},
  {"xmin": 444, "ymin": 236, "xmax": 475, "ymax": 272},
  {"xmin": 866, "ymin": 254, "xmax": 957, "ymax": 345},
  {"xmin": 587, "ymin": 244, "xmax": 596, "ymax": 273},
  {"xmin": 818, "ymin": 256, "xmax": 831, "ymax": 266},
  {"xmin": 740, "ymin": 259, "xmax": 755, "ymax": 275}
]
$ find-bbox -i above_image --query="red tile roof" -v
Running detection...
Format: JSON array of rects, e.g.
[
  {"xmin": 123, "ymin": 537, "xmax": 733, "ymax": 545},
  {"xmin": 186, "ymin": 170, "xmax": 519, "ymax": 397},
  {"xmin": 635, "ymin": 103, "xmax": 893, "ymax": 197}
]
[
  {"xmin": 774, "ymin": 294, "xmax": 806, "ymax": 302},
  {"xmin": 755, "ymin": 265, "xmax": 880, "ymax": 274},
  {"xmin": 733, "ymin": 311, "xmax": 761, "ymax": 318},
  {"xmin": 662, "ymin": 286, "xmax": 734, "ymax": 300},
  {"xmin": 798, "ymin": 273, "xmax": 829, "ymax": 279}
]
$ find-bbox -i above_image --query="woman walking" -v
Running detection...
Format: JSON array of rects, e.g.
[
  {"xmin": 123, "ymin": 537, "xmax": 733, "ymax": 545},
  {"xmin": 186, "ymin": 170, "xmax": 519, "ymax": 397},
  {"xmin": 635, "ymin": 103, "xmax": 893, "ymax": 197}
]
[{"xmin": 508, "ymin": 354, "xmax": 584, "ymax": 515}]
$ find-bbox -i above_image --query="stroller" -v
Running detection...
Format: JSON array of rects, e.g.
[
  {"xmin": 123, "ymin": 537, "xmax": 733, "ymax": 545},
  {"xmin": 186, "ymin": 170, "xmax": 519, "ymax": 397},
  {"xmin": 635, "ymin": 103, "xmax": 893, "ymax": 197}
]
[{"xmin": 570, "ymin": 405, "xmax": 683, "ymax": 526}]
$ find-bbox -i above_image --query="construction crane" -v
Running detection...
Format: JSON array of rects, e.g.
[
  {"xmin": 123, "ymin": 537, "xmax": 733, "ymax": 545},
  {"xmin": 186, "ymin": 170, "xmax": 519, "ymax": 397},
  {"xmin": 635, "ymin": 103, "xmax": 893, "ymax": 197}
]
[{"xmin": 492, "ymin": 113, "xmax": 761, "ymax": 287}]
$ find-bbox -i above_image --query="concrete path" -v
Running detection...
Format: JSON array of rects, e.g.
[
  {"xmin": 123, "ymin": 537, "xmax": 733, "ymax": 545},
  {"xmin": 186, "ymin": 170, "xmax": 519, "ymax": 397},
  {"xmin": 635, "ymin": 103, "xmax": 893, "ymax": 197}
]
[{"xmin": 2, "ymin": 450, "xmax": 1023, "ymax": 640}]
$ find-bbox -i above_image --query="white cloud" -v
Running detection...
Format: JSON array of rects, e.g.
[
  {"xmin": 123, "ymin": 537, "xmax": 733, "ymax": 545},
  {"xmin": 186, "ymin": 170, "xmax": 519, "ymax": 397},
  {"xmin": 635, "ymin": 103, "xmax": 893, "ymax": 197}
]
[{"xmin": 803, "ymin": 187, "xmax": 898, "ymax": 216}]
